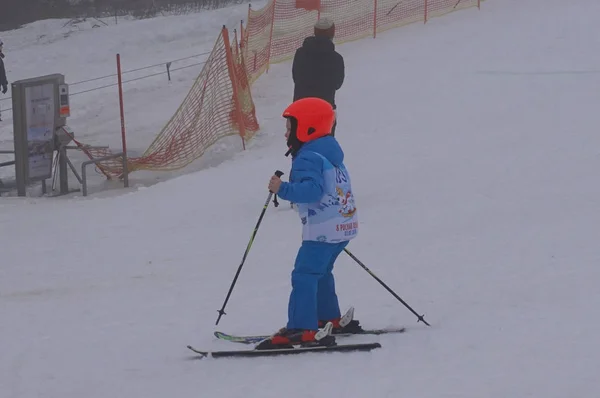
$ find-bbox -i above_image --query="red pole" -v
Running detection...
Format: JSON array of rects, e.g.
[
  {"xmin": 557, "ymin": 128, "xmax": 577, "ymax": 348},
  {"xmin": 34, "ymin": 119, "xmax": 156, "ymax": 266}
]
[
  {"xmin": 266, "ymin": 0, "xmax": 276, "ymax": 73},
  {"xmin": 116, "ymin": 54, "xmax": 128, "ymax": 174},
  {"xmin": 373, "ymin": 0, "xmax": 377, "ymax": 38},
  {"xmin": 223, "ymin": 27, "xmax": 247, "ymax": 150}
]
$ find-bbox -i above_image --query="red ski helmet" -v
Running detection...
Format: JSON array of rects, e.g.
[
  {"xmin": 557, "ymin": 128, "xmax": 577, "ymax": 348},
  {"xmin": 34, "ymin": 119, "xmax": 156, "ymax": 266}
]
[
  {"xmin": 283, "ymin": 97, "xmax": 335, "ymax": 156},
  {"xmin": 283, "ymin": 97, "xmax": 335, "ymax": 142}
]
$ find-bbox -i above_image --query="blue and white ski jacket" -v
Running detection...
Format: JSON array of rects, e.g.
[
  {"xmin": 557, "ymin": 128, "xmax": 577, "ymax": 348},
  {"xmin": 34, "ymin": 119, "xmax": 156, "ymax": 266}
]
[{"xmin": 277, "ymin": 136, "xmax": 358, "ymax": 243}]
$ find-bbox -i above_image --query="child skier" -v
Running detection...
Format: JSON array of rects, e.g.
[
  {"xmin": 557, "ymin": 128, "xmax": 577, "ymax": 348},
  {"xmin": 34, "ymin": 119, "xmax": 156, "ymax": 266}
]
[{"xmin": 261, "ymin": 97, "xmax": 362, "ymax": 349}]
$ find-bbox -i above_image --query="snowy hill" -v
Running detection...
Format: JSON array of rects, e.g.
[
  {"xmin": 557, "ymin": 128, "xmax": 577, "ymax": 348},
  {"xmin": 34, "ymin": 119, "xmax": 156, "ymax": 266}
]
[
  {"xmin": 0, "ymin": 2, "xmax": 264, "ymax": 188},
  {"xmin": 2, "ymin": 0, "xmax": 600, "ymax": 397}
]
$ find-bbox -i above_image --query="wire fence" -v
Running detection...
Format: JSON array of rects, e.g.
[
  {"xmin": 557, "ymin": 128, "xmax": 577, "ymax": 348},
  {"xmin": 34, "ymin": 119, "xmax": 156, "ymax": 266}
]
[{"xmin": 0, "ymin": 50, "xmax": 212, "ymax": 116}]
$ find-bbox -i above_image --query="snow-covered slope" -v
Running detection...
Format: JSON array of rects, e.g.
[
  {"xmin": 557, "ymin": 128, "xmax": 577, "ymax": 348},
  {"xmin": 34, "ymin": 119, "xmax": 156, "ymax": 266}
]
[{"xmin": 1, "ymin": 0, "xmax": 600, "ymax": 397}]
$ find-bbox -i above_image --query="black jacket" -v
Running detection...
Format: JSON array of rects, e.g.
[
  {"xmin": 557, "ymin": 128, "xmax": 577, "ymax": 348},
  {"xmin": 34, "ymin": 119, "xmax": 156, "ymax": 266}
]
[
  {"xmin": 292, "ymin": 36, "xmax": 344, "ymax": 108},
  {"xmin": 0, "ymin": 54, "xmax": 7, "ymax": 87}
]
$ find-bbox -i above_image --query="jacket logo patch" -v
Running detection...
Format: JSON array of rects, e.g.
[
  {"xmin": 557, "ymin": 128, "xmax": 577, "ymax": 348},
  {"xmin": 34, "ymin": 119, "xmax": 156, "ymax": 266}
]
[{"xmin": 336, "ymin": 186, "xmax": 357, "ymax": 217}]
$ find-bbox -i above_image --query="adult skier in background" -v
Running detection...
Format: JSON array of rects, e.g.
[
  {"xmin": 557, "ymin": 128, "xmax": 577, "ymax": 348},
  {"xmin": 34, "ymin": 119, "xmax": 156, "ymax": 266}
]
[
  {"xmin": 261, "ymin": 97, "xmax": 362, "ymax": 348},
  {"xmin": 0, "ymin": 39, "xmax": 8, "ymax": 121},
  {"xmin": 291, "ymin": 18, "xmax": 344, "ymax": 137}
]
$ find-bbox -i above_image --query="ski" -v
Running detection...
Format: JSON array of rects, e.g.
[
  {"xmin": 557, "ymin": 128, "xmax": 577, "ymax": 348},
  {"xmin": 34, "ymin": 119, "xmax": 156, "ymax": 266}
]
[
  {"xmin": 187, "ymin": 342, "xmax": 381, "ymax": 359},
  {"xmin": 214, "ymin": 327, "xmax": 406, "ymax": 345}
]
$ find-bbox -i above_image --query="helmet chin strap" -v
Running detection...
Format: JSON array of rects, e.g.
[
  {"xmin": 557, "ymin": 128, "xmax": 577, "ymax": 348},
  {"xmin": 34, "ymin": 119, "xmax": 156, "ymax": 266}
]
[
  {"xmin": 285, "ymin": 140, "xmax": 303, "ymax": 157},
  {"xmin": 285, "ymin": 117, "xmax": 302, "ymax": 157}
]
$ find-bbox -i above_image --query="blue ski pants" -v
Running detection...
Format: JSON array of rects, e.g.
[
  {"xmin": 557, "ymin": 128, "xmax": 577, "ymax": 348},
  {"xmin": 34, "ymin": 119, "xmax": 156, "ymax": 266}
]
[{"xmin": 286, "ymin": 240, "xmax": 349, "ymax": 330}]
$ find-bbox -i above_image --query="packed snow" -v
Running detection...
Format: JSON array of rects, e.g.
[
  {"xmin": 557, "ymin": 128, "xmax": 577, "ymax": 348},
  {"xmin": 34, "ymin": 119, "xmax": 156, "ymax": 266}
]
[{"xmin": 1, "ymin": 0, "xmax": 600, "ymax": 397}]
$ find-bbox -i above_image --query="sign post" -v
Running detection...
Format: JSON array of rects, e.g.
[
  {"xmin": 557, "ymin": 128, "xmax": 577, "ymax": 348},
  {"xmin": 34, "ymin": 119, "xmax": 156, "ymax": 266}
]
[{"xmin": 11, "ymin": 74, "xmax": 68, "ymax": 197}]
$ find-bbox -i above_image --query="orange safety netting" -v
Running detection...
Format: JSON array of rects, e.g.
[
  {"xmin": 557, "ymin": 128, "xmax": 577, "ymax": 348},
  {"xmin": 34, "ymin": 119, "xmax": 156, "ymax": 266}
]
[
  {"xmin": 75, "ymin": 0, "xmax": 479, "ymax": 180},
  {"xmin": 75, "ymin": 27, "xmax": 258, "ymax": 179},
  {"xmin": 243, "ymin": 0, "xmax": 480, "ymax": 83}
]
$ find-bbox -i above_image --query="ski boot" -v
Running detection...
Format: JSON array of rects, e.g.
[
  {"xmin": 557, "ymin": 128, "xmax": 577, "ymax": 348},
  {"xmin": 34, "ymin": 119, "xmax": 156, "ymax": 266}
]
[
  {"xmin": 255, "ymin": 322, "xmax": 336, "ymax": 350},
  {"xmin": 318, "ymin": 307, "xmax": 364, "ymax": 335}
]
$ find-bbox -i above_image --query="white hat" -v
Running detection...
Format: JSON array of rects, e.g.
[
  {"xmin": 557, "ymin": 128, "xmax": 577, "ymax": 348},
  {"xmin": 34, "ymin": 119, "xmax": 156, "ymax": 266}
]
[{"xmin": 314, "ymin": 18, "xmax": 334, "ymax": 30}]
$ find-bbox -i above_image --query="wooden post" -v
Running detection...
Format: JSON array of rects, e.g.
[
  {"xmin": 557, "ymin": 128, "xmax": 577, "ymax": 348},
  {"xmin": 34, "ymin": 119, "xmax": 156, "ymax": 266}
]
[
  {"xmin": 373, "ymin": 0, "xmax": 378, "ymax": 38},
  {"xmin": 116, "ymin": 54, "xmax": 128, "ymax": 182},
  {"xmin": 234, "ymin": 29, "xmax": 239, "ymax": 58},
  {"xmin": 240, "ymin": 19, "xmax": 244, "ymax": 51},
  {"xmin": 424, "ymin": 0, "xmax": 428, "ymax": 23}
]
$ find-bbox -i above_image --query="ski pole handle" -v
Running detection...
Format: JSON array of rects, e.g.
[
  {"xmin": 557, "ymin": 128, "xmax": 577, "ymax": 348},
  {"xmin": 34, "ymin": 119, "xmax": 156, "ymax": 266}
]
[{"xmin": 272, "ymin": 170, "xmax": 284, "ymax": 207}]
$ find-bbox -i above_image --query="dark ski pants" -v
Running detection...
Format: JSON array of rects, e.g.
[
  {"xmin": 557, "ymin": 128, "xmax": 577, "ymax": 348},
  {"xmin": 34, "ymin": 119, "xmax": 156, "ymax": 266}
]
[{"xmin": 286, "ymin": 240, "xmax": 349, "ymax": 330}]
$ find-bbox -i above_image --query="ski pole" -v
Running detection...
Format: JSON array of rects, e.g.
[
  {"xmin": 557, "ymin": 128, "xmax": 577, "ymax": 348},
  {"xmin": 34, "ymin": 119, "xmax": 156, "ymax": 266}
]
[
  {"xmin": 215, "ymin": 170, "xmax": 284, "ymax": 325},
  {"xmin": 343, "ymin": 248, "xmax": 431, "ymax": 326}
]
